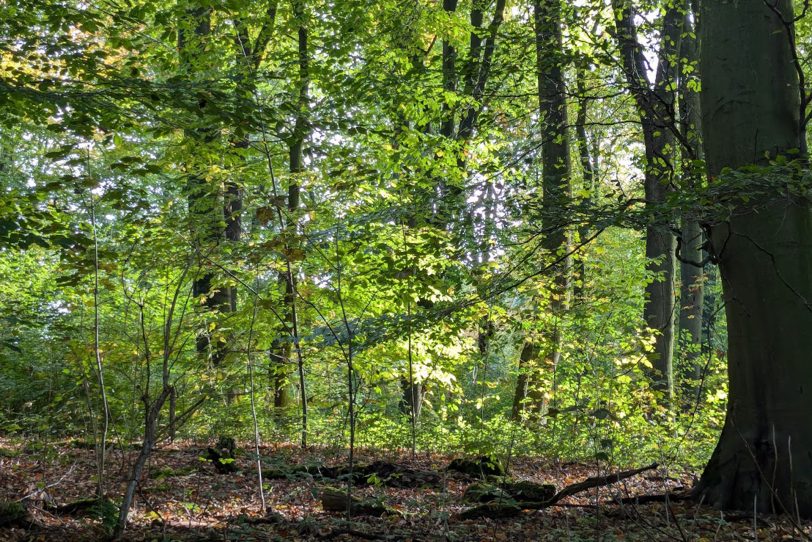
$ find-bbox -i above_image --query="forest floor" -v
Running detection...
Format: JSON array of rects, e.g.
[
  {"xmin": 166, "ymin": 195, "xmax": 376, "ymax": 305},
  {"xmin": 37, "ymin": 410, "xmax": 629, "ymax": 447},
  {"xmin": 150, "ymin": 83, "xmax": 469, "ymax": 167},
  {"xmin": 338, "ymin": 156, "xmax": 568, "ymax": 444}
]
[{"xmin": 1, "ymin": 437, "xmax": 809, "ymax": 541}]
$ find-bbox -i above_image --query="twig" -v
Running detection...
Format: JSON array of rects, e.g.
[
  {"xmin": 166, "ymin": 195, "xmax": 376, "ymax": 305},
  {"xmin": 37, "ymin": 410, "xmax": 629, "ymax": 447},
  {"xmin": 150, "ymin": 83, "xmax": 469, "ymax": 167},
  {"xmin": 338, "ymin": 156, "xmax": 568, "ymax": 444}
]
[{"xmin": 17, "ymin": 463, "xmax": 77, "ymax": 502}]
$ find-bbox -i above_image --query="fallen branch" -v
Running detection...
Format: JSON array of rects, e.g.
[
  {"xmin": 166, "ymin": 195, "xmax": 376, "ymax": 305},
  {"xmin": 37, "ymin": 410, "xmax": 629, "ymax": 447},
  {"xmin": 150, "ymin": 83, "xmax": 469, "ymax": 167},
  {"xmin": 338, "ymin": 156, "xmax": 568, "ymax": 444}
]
[
  {"xmin": 614, "ymin": 488, "xmax": 691, "ymax": 505},
  {"xmin": 458, "ymin": 462, "xmax": 659, "ymax": 519},
  {"xmin": 549, "ymin": 462, "xmax": 659, "ymax": 504}
]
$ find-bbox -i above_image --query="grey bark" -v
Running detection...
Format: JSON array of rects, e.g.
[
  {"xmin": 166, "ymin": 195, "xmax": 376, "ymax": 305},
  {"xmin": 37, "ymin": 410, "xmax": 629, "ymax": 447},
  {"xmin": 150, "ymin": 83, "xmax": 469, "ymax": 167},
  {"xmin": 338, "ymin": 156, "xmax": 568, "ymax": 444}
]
[
  {"xmin": 574, "ymin": 68, "xmax": 596, "ymax": 298},
  {"xmin": 677, "ymin": 6, "xmax": 705, "ymax": 397},
  {"xmin": 613, "ymin": 0, "xmax": 684, "ymax": 400}
]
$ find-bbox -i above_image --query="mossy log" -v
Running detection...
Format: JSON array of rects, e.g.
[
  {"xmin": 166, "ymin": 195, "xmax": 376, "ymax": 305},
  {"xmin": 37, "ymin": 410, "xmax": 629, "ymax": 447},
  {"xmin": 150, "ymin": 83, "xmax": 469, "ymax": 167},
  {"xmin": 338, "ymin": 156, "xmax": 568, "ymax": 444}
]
[
  {"xmin": 0, "ymin": 501, "xmax": 30, "ymax": 528},
  {"xmin": 204, "ymin": 436, "xmax": 238, "ymax": 474},
  {"xmin": 447, "ymin": 455, "xmax": 505, "ymax": 478},
  {"xmin": 458, "ymin": 502, "xmax": 522, "ymax": 520},
  {"xmin": 463, "ymin": 480, "xmax": 556, "ymax": 504},
  {"xmin": 320, "ymin": 487, "xmax": 390, "ymax": 517},
  {"xmin": 457, "ymin": 462, "xmax": 658, "ymax": 519},
  {"xmin": 463, "ymin": 483, "xmax": 510, "ymax": 503},
  {"xmin": 51, "ymin": 497, "xmax": 99, "ymax": 515},
  {"xmin": 503, "ymin": 481, "xmax": 556, "ymax": 502},
  {"xmin": 48, "ymin": 496, "xmax": 118, "ymax": 527}
]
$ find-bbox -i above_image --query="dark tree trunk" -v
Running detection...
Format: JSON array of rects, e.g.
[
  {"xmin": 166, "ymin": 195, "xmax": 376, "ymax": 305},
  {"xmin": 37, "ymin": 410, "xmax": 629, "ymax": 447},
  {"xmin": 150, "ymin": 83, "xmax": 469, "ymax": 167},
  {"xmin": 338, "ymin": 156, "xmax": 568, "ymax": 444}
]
[
  {"xmin": 678, "ymin": 221, "xmax": 704, "ymax": 357},
  {"xmin": 443, "ymin": 0, "xmax": 506, "ymax": 241},
  {"xmin": 510, "ymin": 0, "xmax": 571, "ymax": 421},
  {"xmin": 695, "ymin": 0, "xmax": 812, "ymax": 516},
  {"xmin": 179, "ymin": 8, "xmax": 235, "ymax": 366},
  {"xmin": 224, "ymin": 179, "xmax": 241, "ymax": 312},
  {"xmin": 440, "ymin": 0, "xmax": 458, "ymax": 140},
  {"xmin": 613, "ymin": 0, "xmax": 684, "ymax": 400},
  {"xmin": 512, "ymin": 342, "xmax": 541, "ymax": 420},
  {"xmin": 270, "ymin": 0, "xmax": 310, "ymax": 448},
  {"xmin": 535, "ymin": 0, "xmax": 571, "ymax": 413},
  {"xmin": 399, "ymin": 378, "xmax": 423, "ymax": 422}
]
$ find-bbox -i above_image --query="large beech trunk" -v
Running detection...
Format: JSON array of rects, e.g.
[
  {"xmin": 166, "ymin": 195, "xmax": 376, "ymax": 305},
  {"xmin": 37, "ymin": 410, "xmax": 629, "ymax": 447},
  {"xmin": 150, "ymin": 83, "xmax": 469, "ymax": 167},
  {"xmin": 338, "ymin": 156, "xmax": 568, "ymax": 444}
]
[
  {"xmin": 643, "ymin": 226, "xmax": 675, "ymax": 394},
  {"xmin": 699, "ymin": 204, "xmax": 812, "ymax": 515},
  {"xmin": 678, "ymin": 221, "xmax": 703, "ymax": 347},
  {"xmin": 678, "ymin": 219, "xmax": 704, "ymax": 379},
  {"xmin": 696, "ymin": 0, "xmax": 812, "ymax": 516}
]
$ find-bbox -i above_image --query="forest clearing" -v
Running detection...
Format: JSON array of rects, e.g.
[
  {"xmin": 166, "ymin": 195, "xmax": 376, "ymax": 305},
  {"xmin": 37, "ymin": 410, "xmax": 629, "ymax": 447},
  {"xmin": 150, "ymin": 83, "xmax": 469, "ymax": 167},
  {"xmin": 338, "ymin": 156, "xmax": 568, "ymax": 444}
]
[{"xmin": 2, "ymin": 0, "xmax": 812, "ymax": 539}]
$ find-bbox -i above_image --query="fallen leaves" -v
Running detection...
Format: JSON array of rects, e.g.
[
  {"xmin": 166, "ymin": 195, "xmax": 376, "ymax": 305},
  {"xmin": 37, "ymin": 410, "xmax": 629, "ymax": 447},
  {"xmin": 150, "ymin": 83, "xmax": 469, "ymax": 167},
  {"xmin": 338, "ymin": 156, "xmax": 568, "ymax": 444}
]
[{"xmin": 0, "ymin": 438, "xmax": 810, "ymax": 541}]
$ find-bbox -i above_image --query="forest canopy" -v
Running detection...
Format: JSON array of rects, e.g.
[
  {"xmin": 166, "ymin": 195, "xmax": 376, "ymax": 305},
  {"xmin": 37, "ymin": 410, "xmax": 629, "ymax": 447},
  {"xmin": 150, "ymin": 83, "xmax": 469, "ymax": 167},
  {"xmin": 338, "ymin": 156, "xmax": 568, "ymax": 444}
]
[{"xmin": 2, "ymin": 0, "xmax": 812, "ymax": 539}]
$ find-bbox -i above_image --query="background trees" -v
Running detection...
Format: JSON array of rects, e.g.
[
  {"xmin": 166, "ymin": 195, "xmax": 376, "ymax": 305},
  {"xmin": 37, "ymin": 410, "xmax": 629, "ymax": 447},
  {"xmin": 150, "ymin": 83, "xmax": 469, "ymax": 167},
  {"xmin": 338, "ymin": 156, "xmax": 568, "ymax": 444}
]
[{"xmin": 3, "ymin": 0, "xmax": 810, "ymax": 530}]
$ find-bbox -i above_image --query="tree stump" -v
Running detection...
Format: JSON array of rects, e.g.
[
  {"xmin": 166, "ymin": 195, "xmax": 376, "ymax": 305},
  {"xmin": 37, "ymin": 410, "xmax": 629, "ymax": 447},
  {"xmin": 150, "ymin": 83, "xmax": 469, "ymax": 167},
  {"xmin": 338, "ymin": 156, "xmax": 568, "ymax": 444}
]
[{"xmin": 205, "ymin": 436, "xmax": 238, "ymax": 474}]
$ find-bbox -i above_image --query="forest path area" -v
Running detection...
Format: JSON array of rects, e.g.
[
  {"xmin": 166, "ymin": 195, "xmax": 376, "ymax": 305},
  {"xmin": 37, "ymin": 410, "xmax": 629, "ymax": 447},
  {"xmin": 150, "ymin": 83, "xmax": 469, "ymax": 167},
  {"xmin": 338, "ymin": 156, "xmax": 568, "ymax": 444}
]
[{"xmin": 0, "ymin": 438, "xmax": 808, "ymax": 541}]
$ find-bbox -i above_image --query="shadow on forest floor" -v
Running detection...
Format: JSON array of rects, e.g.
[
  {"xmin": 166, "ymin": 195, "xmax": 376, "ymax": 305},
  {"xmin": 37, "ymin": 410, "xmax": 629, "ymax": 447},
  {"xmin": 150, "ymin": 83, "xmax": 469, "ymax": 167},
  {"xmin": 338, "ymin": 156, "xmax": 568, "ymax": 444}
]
[{"xmin": 1, "ymin": 438, "xmax": 809, "ymax": 541}]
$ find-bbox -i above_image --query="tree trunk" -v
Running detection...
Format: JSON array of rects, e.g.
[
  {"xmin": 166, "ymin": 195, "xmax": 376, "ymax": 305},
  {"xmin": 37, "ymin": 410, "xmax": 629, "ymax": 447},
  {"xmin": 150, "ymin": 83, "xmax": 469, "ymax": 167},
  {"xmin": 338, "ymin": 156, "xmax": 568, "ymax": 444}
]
[
  {"xmin": 574, "ymin": 68, "xmax": 596, "ymax": 298},
  {"xmin": 224, "ymin": 180, "xmax": 241, "ymax": 312},
  {"xmin": 269, "ymin": 339, "xmax": 291, "ymax": 408},
  {"xmin": 695, "ymin": 0, "xmax": 812, "ymax": 516},
  {"xmin": 643, "ymin": 224, "xmax": 676, "ymax": 396},
  {"xmin": 270, "ymin": 0, "xmax": 309, "ymax": 427},
  {"xmin": 113, "ymin": 386, "xmax": 171, "ymax": 539},
  {"xmin": 678, "ymin": 221, "xmax": 703, "ymax": 347},
  {"xmin": 399, "ymin": 378, "xmax": 423, "ymax": 422},
  {"xmin": 613, "ymin": 0, "xmax": 683, "ymax": 400},
  {"xmin": 440, "ymin": 0, "xmax": 458, "ymax": 140},
  {"xmin": 536, "ymin": 0, "xmax": 571, "ymax": 412},
  {"xmin": 168, "ymin": 386, "xmax": 176, "ymax": 442},
  {"xmin": 290, "ymin": 0, "xmax": 309, "ymax": 447},
  {"xmin": 180, "ymin": 8, "xmax": 234, "ymax": 366},
  {"xmin": 511, "ymin": 0, "xmax": 571, "ymax": 421},
  {"xmin": 443, "ymin": 0, "xmax": 506, "ymax": 241},
  {"xmin": 512, "ymin": 341, "xmax": 541, "ymax": 420},
  {"xmin": 677, "ymin": 5, "xmax": 705, "ymax": 400}
]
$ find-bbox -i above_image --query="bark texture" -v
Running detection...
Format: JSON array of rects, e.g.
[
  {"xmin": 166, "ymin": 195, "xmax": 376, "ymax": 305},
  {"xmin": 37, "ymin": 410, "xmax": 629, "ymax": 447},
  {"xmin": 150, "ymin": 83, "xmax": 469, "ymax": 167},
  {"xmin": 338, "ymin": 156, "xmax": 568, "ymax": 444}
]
[
  {"xmin": 677, "ymin": 6, "xmax": 705, "ymax": 397},
  {"xmin": 613, "ymin": 0, "xmax": 684, "ymax": 399},
  {"xmin": 511, "ymin": 0, "xmax": 571, "ymax": 419},
  {"xmin": 696, "ymin": 0, "xmax": 812, "ymax": 516},
  {"xmin": 180, "ymin": 8, "xmax": 236, "ymax": 366}
]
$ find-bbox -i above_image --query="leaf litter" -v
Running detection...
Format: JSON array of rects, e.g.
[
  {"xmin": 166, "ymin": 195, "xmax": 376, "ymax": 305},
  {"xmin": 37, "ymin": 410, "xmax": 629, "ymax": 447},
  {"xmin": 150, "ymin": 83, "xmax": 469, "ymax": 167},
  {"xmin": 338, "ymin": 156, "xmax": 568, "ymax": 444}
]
[{"xmin": 1, "ymin": 438, "xmax": 810, "ymax": 541}]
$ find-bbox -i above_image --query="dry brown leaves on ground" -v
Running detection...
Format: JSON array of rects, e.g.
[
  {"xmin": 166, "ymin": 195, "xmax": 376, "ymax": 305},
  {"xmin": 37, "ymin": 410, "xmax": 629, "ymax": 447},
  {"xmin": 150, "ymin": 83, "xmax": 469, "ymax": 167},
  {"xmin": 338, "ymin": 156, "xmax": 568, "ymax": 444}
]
[{"xmin": 0, "ymin": 438, "xmax": 809, "ymax": 541}]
